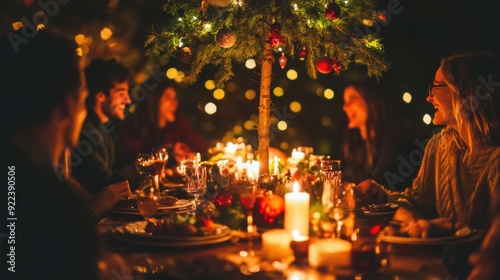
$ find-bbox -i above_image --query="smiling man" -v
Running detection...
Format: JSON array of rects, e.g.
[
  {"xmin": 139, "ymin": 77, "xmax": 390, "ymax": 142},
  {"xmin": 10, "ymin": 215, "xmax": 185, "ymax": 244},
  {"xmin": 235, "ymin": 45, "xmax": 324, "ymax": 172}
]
[{"xmin": 71, "ymin": 58, "xmax": 135, "ymax": 195}]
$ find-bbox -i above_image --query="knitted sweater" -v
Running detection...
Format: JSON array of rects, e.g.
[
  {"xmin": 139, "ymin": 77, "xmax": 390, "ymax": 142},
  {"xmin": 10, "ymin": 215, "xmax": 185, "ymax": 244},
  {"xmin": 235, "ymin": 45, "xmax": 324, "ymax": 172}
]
[{"xmin": 389, "ymin": 127, "xmax": 500, "ymax": 229}]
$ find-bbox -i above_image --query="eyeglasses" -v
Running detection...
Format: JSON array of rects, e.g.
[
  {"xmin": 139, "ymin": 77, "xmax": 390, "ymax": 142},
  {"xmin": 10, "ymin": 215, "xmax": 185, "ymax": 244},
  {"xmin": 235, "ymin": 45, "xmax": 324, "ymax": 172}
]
[{"xmin": 428, "ymin": 84, "xmax": 448, "ymax": 98}]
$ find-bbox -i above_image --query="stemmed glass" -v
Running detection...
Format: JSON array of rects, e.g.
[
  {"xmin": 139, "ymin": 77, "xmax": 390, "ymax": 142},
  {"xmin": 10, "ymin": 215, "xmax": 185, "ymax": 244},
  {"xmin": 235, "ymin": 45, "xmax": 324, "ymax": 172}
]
[
  {"xmin": 150, "ymin": 148, "xmax": 168, "ymax": 197},
  {"xmin": 236, "ymin": 178, "xmax": 258, "ymax": 257},
  {"xmin": 330, "ymin": 188, "xmax": 350, "ymax": 239},
  {"xmin": 184, "ymin": 165, "xmax": 207, "ymax": 207},
  {"xmin": 321, "ymin": 159, "xmax": 348, "ymax": 238},
  {"xmin": 137, "ymin": 177, "xmax": 159, "ymax": 221}
]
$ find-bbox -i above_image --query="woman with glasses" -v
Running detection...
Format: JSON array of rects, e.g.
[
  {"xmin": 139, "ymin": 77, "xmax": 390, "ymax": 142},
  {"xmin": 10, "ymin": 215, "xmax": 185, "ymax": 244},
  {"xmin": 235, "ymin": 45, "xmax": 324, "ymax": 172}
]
[{"xmin": 355, "ymin": 50, "xmax": 500, "ymax": 230}]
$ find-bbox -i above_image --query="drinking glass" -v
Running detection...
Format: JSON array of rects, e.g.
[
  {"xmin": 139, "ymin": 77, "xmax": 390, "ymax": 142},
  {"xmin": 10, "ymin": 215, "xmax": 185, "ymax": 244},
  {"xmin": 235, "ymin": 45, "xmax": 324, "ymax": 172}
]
[
  {"xmin": 237, "ymin": 179, "xmax": 258, "ymax": 256},
  {"xmin": 136, "ymin": 153, "xmax": 155, "ymax": 177},
  {"xmin": 320, "ymin": 159, "xmax": 347, "ymax": 238},
  {"xmin": 137, "ymin": 178, "xmax": 159, "ymax": 220},
  {"xmin": 184, "ymin": 165, "xmax": 207, "ymax": 207},
  {"xmin": 151, "ymin": 148, "xmax": 168, "ymax": 179}
]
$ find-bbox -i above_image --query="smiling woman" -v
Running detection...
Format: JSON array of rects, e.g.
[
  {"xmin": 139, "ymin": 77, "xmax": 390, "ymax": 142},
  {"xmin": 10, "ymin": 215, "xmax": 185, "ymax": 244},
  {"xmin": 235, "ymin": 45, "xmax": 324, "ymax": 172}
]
[{"xmin": 338, "ymin": 80, "xmax": 418, "ymax": 191}]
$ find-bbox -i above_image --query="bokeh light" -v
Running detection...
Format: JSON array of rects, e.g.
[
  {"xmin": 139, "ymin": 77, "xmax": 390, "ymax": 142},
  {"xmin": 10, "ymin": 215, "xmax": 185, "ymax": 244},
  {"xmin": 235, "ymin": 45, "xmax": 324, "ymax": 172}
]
[
  {"xmin": 205, "ymin": 102, "xmax": 217, "ymax": 115},
  {"xmin": 205, "ymin": 80, "xmax": 216, "ymax": 90},
  {"xmin": 245, "ymin": 89, "xmax": 257, "ymax": 100},
  {"xmin": 286, "ymin": 69, "xmax": 298, "ymax": 80},
  {"xmin": 324, "ymin": 88, "xmax": 334, "ymax": 99},
  {"xmin": 423, "ymin": 114, "xmax": 432, "ymax": 125},
  {"xmin": 277, "ymin": 121, "xmax": 288, "ymax": 131},
  {"xmin": 289, "ymin": 101, "xmax": 302, "ymax": 113},
  {"xmin": 166, "ymin": 68, "xmax": 177, "ymax": 79},
  {"xmin": 213, "ymin": 89, "xmax": 225, "ymax": 100},
  {"xmin": 403, "ymin": 92, "xmax": 412, "ymax": 103},
  {"xmin": 100, "ymin": 27, "xmax": 113, "ymax": 40},
  {"xmin": 273, "ymin": 86, "xmax": 284, "ymax": 97},
  {"xmin": 245, "ymin": 59, "xmax": 256, "ymax": 69}
]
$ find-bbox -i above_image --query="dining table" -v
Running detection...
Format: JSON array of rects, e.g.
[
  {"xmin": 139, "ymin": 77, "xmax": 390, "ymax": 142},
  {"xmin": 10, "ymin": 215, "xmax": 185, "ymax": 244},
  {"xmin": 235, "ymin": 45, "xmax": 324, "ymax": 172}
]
[{"xmin": 97, "ymin": 201, "xmax": 483, "ymax": 280}]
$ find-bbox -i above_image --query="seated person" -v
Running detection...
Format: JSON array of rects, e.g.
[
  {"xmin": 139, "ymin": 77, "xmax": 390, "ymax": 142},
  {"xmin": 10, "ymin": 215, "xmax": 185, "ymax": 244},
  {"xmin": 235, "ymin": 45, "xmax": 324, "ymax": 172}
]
[
  {"xmin": 354, "ymin": 51, "xmax": 500, "ymax": 231},
  {"xmin": 115, "ymin": 80, "xmax": 208, "ymax": 180},
  {"xmin": 71, "ymin": 58, "xmax": 138, "ymax": 195},
  {"xmin": 339, "ymin": 80, "xmax": 417, "ymax": 191}
]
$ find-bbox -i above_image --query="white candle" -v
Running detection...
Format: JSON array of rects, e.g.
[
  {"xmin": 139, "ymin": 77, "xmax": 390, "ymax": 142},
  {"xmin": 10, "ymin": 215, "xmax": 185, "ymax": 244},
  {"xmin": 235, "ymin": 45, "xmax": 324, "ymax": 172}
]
[
  {"xmin": 308, "ymin": 239, "xmax": 351, "ymax": 270},
  {"xmin": 261, "ymin": 229, "xmax": 293, "ymax": 261},
  {"xmin": 284, "ymin": 182, "xmax": 310, "ymax": 236}
]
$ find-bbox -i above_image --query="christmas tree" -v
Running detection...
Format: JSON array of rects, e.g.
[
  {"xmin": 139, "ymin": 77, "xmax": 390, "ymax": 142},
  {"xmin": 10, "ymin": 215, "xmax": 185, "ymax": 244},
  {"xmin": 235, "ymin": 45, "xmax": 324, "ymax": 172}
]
[{"xmin": 145, "ymin": 0, "xmax": 388, "ymax": 175}]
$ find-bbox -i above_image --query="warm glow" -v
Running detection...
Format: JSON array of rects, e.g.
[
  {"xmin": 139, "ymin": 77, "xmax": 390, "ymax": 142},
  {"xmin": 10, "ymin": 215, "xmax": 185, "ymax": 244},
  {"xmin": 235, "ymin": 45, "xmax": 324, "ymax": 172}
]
[
  {"xmin": 423, "ymin": 114, "xmax": 432, "ymax": 125},
  {"xmin": 324, "ymin": 88, "xmax": 334, "ymax": 99},
  {"xmin": 166, "ymin": 68, "xmax": 177, "ymax": 79},
  {"xmin": 403, "ymin": 92, "xmax": 412, "ymax": 103},
  {"xmin": 292, "ymin": 230, "xmax": 300, "ymax": 239},
  {"xmin": 75, "ymin": 34, "xmax": 85, "ymax": 45},
  {"xmin": 205, "ymin": 80, "xmax": 215, "ymax": 90},
  {"xmin": 279, "ymin": 142, "xmax": 289, "ymax": 151},
  {"xmin": 213, "ymin": 88, "xmax": 225, "ymax": 100},
  {"xmin": 273, "ymin": 86, "xmax": 284, "ymax": 97},
  {"xmin": 226, "ymin": 82, "xmax": 237, "ymax": 93},
  {"xmin": 12, "ymin": 22, "xmax": 23, "ymax": 31},
  {"xmin": 293, "ymin": 181, "xmax": 300, "ymax": 192},
  {"xmin": 204, "ymin": 102, "xmax": 217, "ymax": 115},
  {"xmin": 286, "ymin": 69, "xmax": 298, "ymax": 80},
  {"xmin": 277, "ymin": 121, "xmax": 288, "ymax": 131},
  {"xmin": 100, "ymin": 27, "xmax": 113, "ymax": 40},
  {"xmin": 245, "ymin": 59, "xmax": 256, "ymax": 69},
  {"xmin": 289, "ymin": 101, "xmax": 302, "ymax": 113},
  {"xmin": 233, "ymin": 125, "xmax": 243, "ymax": 135},
  {"xmin": 245, "ymin": 89, "xmax": 256, "ymax": 100},
  {"xmin": 244, "ymin": 120, "xmax": 255, "ymax": 130}
]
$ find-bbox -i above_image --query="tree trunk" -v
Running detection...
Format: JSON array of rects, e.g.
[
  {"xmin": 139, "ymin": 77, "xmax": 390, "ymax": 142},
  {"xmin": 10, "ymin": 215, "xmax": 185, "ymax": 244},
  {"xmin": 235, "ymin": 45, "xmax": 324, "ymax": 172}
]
[{"xmin": 258, "ymin": 42, "xmax": 273, "ymax": 176}]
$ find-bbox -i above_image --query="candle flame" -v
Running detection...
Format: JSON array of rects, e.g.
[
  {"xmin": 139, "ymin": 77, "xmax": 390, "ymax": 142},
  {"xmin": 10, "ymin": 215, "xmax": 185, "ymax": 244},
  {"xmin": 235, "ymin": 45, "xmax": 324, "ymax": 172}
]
[
  {"xmin": 293, "ymin": 181, "xmax": 300, "ymax": 193},
  {"xmin": 292, "ymin": 229, "xmax": 300, "ymax": 239}
]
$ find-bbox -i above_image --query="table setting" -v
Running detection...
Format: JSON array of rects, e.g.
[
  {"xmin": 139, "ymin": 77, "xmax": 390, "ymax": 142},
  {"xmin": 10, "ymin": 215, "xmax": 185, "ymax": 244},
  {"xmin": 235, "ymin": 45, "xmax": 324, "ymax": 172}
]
[{"xmin": 98, "ymin": 144, "xmax": 483, "ymax": 279}]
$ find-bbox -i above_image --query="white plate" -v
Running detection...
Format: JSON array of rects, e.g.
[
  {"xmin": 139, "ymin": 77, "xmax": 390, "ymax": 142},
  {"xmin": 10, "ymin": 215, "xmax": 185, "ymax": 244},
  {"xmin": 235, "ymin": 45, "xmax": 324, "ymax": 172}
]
[
  {"xmin": 111, "ymin": 221, "xmax": 232, "ymax": 247},
  {"xmin": 113, "ymin": 199, "xmax": 194, "ymax": 212},
  {"xmin": 380, "ymin": 227, "xmax": 477, "ymax": 245}
]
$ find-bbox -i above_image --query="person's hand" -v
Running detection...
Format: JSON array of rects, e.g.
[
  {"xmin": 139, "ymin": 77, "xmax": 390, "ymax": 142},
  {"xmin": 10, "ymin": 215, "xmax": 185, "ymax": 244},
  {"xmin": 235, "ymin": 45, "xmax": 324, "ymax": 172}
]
[
  {"xmin": 352, "ymin": 179, "xmax": 389, "ymax": 206},
  {"xmin": 90, "ymin": 180, "xmax": 132, "ymax": 218}
]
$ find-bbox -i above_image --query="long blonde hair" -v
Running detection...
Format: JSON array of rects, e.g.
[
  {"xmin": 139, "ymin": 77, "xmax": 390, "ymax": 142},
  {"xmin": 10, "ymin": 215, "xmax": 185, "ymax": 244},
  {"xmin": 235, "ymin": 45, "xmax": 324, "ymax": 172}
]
[{"xmin": 439, "ymin": 51, "xmax": 500, "ymax": 154}]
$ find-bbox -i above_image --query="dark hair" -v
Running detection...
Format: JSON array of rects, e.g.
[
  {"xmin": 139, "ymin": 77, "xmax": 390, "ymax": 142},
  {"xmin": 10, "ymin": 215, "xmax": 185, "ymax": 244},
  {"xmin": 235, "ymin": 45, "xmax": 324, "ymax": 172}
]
[
  {"xmin": 128, "ymin": 79, "xmax": 179, "ymax": 139},
  {"xmin": 342, "ymin": 80, "xmax": 393, "ymax": 170},
  {"xmin": 84, "ymin": 58, "xmax": 131, "ymax": 108},
  {"xmin": 1, "ymin": 30, "xmax": 81, "ymax": 133}
]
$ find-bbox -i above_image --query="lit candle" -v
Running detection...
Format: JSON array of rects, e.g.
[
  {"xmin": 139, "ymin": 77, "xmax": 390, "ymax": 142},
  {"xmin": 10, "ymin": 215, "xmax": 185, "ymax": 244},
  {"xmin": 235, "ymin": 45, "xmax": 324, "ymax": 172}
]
[
  {"xmin": 290, "ymin": 230, "xmax": 310, "ymax": 261},
  {"xmin": 284, "ymin": 182, "xmax": 310, "ymax": 236},
  {"xmin": 261, "ymin": 229, "xmax": 293, "ymax": 261},
  {"xmin": 308, "ymin": 239, "xmax": 351, "ymax": 270}
]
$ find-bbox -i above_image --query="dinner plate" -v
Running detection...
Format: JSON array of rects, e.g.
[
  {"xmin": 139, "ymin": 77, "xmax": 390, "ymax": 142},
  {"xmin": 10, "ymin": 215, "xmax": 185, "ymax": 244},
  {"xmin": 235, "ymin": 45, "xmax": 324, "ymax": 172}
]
[
  {"xmin": 111, "ymin": 221, "xmax": 232, "ymax": 247},
  {"xmin": 113, "ymin": 199, "xmax": 194, "ymax": 212},
  {"xmin": 357, "ymin": 203, "xmax": 399, "ymax": 217},
  {"xmin": 380, "ymin": 226, "xmax": 477, "ymax": 245}
]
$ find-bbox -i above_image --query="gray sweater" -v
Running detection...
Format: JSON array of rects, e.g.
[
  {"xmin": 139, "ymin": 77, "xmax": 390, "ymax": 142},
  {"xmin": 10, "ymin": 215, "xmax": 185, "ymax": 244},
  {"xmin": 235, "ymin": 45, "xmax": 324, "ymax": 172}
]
[{"xmin": 388, "ymin": 127, "xmax": 500, "ymax": 229}]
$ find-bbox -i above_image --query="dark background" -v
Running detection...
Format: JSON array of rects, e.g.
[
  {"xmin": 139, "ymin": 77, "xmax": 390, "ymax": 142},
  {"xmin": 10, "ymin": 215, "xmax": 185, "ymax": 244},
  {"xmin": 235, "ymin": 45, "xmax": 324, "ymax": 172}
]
[{"xmin": 2, "ymin": 0, "xmax": 499, "ymax": 156}]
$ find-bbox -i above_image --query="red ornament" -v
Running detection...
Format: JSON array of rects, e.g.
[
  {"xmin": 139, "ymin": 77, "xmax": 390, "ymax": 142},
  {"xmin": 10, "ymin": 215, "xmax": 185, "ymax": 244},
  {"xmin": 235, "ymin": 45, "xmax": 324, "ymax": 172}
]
[
  {"xmin": 255, "ymin": 194, "xmax": 285, "ymax": 226},
  {"xmin": 378, "ymin": 11, "xmax": 388, "ymax": 23},
  {"xmin": 325, "ymin": 2, "xmax": 341, "ymax": 20},
  {"xmin": 216, "ymin": 26, "xmax": 236, "ymax": 48},
  {"xmin": 332, "ymin": 58, "xmax": 342, "ymax": 73},
  {"xmin": 214, "ymin": 192, "xmax": 233, "ymax": 208},
  {"xmin": 316, "ymin": 56, "xmax": 333, "ymax": 74},
  {"xmin": 279, "ymin": 53, "xmax": 287, "ymax": 69},
  {"xmin": 179, "ymin": 47, "xmax": 192, "ymax": 63},
  {"xmin": 299, "ymin": 47, "xmax": 307, "ymax": 61},
  {"xmin": 268, "ymin": 21, "xmax": 284, "ymax": 48}
]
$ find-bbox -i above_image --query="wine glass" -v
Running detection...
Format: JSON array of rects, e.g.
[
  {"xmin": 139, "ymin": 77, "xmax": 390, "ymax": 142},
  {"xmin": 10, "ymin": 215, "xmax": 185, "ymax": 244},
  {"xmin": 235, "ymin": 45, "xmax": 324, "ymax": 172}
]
[
  {"xmin": 236, "ymin": 179, "xmax": 258, "ymax": 256},
  {"xmin": 136, "ymin": 153, "xmax": 155, "ymax": 177},
  {"xmin": 137, "ymin": 178, "xmax": 159, "ymax": 221},
  {"xmin": 184, "ymin": 165, "xmax": 207, "ymax": 207},
  {"xmin": 150, "ymin": 148, "xmax": 168, "ymax": 197}
]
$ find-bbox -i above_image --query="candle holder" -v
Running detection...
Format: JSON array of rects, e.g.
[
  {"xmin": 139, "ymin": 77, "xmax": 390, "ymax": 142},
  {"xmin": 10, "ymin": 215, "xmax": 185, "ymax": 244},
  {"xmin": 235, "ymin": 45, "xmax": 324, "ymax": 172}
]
[{"xmin": 290, "ymin": 237, "xmax": 310, "ymax": 267}]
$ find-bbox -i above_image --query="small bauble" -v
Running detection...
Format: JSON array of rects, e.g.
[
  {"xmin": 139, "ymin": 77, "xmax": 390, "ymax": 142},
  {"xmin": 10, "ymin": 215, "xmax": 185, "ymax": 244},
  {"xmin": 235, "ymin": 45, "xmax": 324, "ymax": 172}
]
[
  {"xmin": 378, "ymin": 10, "xmax": 388, "ymax": 23},
  {"xmin": 299, "ymin": 47, "xmax": 307, "ymax": 61},
  {"xmin": 316, "ymin": 56, "xmax": 333, "ymax": 74},
  {"xmin": 278, "ymin": 53, "xmax": 287, "ymax": 69},
  {"xmin": 325, "ymin": 2, "xmax": 341, "ymax": 20},
  {"xmin": 206, "ymin": 0, "xmax": 232, "ymax": 8},
  {"xmin": 179, "ymin": 47, "xmax": 192, "ymax": 63},
  {"xmin": 214, "ymin": 192, "xmax": 233, "ymax": 208},
  {"xmin": 216, "ymin": 27, "xmax": 236, "ymax": 48}
]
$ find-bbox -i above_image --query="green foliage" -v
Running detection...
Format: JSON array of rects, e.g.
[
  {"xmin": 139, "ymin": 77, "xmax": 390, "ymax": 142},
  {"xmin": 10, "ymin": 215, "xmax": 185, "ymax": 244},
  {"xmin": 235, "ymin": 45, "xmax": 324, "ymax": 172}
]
[{"xmin": 146, "ymin": 0, "xmax": 388, "ymax": 86}]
